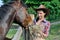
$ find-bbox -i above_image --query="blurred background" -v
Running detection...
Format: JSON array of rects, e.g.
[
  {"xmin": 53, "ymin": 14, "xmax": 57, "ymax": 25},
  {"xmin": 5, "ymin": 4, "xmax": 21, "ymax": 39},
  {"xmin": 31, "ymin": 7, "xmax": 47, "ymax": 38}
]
[{"xmin": 0, "ymin": 0, "xmax": 60, "ymax": 40}]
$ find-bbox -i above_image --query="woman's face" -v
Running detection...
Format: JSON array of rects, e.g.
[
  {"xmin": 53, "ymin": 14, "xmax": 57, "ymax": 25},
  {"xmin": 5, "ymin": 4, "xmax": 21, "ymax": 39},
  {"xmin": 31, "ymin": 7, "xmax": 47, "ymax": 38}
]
[{"xmin": 37, "ymin": 10, "xmax": 46, "ymax": 19}]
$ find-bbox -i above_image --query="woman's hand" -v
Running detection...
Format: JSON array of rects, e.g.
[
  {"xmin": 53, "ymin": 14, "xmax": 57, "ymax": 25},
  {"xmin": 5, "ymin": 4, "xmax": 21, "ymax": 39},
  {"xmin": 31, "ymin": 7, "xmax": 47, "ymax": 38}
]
[{"xmin": 36, "ymin": 18, "xmax": 44, "ymax": 25}]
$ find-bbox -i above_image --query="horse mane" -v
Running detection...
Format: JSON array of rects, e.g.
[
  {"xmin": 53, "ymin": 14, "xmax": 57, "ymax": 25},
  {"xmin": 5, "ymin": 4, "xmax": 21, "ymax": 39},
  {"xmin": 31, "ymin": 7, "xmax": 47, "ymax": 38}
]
[{"xmin": 0, "ymin": 2, "xmax": 15, "ymax": 21}]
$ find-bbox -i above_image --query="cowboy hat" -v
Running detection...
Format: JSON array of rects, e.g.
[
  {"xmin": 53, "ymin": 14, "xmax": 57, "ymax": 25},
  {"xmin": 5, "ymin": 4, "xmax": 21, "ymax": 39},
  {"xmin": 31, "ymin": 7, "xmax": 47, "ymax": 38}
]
[{"xmin": 35, "ymin": 4, "xmax": 50, "ymax": 17}]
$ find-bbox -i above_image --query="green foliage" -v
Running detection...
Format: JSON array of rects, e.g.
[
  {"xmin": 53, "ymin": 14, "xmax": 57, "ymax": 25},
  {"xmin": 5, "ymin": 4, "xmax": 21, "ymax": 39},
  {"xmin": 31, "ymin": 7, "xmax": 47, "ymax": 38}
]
[
  {"xmin": 6, "ymin": 29, "xmax": 17, "ymax": 38},
  {"xmin": 26, "ymin": 0, "xmax": 60, "ymax": 21},
  {"xmin": 27, "ymin": 7, "xmax": 37, "ymax": 17},
  {"xmin": 46, "ymin": 24, "xmax": 60, "ymax": 40}
]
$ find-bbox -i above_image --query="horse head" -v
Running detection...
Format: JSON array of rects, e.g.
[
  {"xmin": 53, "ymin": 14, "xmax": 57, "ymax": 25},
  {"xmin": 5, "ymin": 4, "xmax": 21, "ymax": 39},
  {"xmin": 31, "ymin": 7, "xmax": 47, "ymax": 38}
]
[{"xmin": 14, "ymin": 1, "xmax": 33, "ymax": 28}]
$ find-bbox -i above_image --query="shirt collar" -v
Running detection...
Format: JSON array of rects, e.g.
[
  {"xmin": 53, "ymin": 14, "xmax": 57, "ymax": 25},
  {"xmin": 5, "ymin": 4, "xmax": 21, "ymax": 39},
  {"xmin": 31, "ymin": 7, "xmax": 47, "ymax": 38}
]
[{"xmin": 42, "ymin": 19, "xmax": 47, "ymax": 23}]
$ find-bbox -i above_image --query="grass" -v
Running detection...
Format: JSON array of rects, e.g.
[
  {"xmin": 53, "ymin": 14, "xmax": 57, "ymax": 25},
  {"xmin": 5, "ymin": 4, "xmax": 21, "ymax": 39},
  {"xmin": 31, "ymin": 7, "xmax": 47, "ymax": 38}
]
[
  {"xmin": 6, "ymin": 23, "xmax": 60, "ymax": 40},
  {"xmin": 46, "ymin": 24, "xmax": 60, "ymax": 40},
  {"xmin": 6, "ymin": 29, "xmax": 17, "ymax": 38}
]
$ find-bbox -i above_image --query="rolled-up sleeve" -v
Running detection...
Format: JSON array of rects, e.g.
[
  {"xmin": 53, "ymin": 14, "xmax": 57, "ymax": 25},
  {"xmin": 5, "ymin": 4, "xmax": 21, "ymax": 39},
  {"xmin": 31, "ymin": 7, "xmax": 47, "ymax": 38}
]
[{"xmin": 43, "ymin": 21, "xmax": 50, "ymax": 36}]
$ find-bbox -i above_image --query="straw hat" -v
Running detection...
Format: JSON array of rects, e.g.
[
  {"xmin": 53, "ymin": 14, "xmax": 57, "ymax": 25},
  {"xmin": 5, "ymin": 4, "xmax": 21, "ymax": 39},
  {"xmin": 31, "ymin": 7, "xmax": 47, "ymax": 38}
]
[{"xmin": 35, "ymin": 4, "xmax": 50, "ymax": 16}]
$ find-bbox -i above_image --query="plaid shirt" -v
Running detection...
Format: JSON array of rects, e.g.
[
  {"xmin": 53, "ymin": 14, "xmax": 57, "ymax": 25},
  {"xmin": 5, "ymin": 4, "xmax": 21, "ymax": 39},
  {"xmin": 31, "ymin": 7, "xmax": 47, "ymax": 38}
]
[{"xmin": 34, "ymin": 19, "xmax": 50, "ymax": 36}]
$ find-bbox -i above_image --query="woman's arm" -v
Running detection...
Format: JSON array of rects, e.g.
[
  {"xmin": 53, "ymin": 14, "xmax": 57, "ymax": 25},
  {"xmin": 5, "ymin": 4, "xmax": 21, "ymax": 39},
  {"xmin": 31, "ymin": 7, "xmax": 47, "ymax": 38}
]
[
  {"xmin": 36, "ymin": 20, "xmax": 41, "ymax": 25},
  {"xmin": 36, "ymin": 18, "xmax": 44, "ymax": 25},
  {"xmin": 40, "ymin": 21, "xmax": 50, "ymax": 38}
]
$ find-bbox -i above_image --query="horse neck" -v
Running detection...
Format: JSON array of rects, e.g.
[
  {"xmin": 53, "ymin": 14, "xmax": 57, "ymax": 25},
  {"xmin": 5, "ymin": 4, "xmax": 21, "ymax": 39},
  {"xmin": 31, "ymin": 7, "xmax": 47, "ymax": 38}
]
[
  {"xmin": 0, "ymin": 1, "xmax": 24, "ymax": 40},
  {"xmin": 0, "ymin": 3, "xmax": 18, "ymax": 40}
]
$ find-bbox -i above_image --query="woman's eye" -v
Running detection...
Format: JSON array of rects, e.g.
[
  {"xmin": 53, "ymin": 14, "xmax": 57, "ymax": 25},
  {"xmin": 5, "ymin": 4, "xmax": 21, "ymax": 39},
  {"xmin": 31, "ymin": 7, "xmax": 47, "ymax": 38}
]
[{"xmin": 39, "ymin": 13, "xmax": 42, "ymax": 14}]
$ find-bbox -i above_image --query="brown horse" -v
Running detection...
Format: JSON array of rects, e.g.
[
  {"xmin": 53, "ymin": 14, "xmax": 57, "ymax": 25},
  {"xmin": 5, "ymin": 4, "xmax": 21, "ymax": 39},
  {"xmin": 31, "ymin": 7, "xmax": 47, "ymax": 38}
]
[{"xmin": 0, "ymin": 0, "xmax": 32, "ymax": 40}]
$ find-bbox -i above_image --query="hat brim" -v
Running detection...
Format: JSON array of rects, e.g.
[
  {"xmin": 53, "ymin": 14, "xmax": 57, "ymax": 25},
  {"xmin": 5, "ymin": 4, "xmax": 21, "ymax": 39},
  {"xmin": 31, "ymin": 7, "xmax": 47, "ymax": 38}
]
[
  {"xmin": 34, "ymin": 8, "xmax": 50, "ymax": 17},
  {"xmin": 35, "ymin": 8, "xmax": 49, "ymax": 11},
  {"xmin": 35, "ymin": 8, "xmax": 50, "ymax": 13}
]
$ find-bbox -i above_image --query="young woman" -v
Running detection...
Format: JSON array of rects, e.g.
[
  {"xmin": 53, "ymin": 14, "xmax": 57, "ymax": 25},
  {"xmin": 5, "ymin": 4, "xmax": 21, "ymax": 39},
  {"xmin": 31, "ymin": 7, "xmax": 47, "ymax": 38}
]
[{"xmin": 30, "ymin": 5, "xmax": 50, "ymax": 40}]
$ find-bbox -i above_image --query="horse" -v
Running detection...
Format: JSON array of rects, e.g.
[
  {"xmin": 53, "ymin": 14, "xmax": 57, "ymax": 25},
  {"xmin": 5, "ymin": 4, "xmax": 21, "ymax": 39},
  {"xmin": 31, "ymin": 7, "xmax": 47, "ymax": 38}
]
[{"xmin": 0, "ymin": 0, "xmax": 32, "ymax": 40}]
